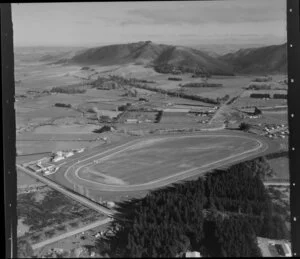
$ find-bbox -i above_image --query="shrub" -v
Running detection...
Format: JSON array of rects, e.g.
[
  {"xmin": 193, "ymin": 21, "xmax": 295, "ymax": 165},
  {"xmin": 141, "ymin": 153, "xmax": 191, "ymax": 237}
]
[
  {"xmin": 239, "ymin": 122, "xmax": 251, "ymax": 131},
  {"xmin": 168, "ymin": 77, "xmax": 182, "ymax": 81},
  {"xmin": 54, "ymin": 103, "xmax": 72, "ymax": 108}
]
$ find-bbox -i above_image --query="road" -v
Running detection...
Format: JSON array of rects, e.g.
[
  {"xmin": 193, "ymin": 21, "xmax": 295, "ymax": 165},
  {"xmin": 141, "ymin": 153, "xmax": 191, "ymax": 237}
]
[
  {"xmin": 32, "ymin": 218, "xmax": 112, "ymax": 250},
  {"xmin": 17, "ymin": 164, "xmax": 114, "ymax": 217},
  {"xmin": 264, "ymin": 181, "xmax": 290, "ymax": 186}
]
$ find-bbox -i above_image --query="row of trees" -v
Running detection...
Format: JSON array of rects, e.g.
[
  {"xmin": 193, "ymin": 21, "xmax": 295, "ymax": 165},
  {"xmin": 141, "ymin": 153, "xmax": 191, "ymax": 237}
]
[
  {"xmin": 182, "ymin": 83, "xmax": 223, "ymax": 88},
  {"xmin": 51, "ymin": 85, "xmax": 86, "ymax": 94},
  {"xmin": 54, "ymin": 102, "xmax": 72, "ymax": 108},
  {"xmin": 250, "ymin": 93, "xmax": 270, "ymax": 99},
  {"xmin": 246, "ymin": 83, "xmax": 271, "ymax": 90},
  {"xmin": 96, "ymin": 157, "xmax": 288, "ymax": 257},
  {"xmin": 249, "ymin": 93, "xmax": 287, "ymax": 99}
]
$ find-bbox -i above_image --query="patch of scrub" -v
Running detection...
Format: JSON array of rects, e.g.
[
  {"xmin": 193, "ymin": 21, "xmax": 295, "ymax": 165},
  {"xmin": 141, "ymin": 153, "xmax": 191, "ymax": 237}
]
[
  {"xmin": 33, "ymin": 189, "xmax": 48, "ymax": 202},
  {"xmin": 17, "ymin": 218, "xmax": 30, "ymax": 237},
  {"xmin": 82, "ymin": 167, "xmax": 127, "ymax": 185}
]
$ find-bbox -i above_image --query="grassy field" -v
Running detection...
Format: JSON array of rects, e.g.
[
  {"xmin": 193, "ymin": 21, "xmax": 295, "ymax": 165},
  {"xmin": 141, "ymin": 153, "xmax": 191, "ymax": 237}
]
[
  {"xmin": 77, "ymin": 135, "xmax": 260, "ymax": 185},
  {"xmin": 262, "ymin": 111, "xmax": 287, "ymax": 123},
  {"xmin": 183, "ymin": 75, "xmax": 253, "ymax": 98},
  {"xmin": 17, "ymin": 169, "xmax": 42, "ymax": 187},
  {"xmin": 16, "ymin": 140, "xmax": 102, "ymax": 155},
  {"xmin": 232, "ymin": 96, "xmax": 287, "ymax": 109},
  {"xmin": 268, "ymin": 157, "xmax": 289, "ymax": 180}
]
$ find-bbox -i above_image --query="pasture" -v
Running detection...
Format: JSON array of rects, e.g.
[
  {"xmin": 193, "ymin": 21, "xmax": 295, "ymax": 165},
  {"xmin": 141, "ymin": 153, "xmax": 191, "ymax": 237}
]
[{"xmin": 268, "ymin": 157, "xmax": 289, "ymax": 180}]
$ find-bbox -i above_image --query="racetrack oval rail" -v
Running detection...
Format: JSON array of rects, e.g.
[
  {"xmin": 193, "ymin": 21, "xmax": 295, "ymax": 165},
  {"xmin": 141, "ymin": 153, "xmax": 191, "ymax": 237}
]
[{"xmin": 61, "ymin": 133, "xmax": 270, "ymax": 192}]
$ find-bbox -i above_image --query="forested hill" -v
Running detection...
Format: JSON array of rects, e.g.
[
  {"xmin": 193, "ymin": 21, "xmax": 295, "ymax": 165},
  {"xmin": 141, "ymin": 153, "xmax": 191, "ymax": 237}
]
[
  {"xmin": 96, "ymin": 157, "xmax": 289, "ymax": 258},
  {"xmin": 219, "ymin": 43, "xmax": 287, "ymax": 74}
]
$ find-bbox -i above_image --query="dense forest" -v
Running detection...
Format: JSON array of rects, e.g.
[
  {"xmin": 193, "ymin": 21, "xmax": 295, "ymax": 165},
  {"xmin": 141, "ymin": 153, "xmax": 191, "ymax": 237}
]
[{"xmin": 96, "ymin": 157, "xmax": 289, "ymax": 257}]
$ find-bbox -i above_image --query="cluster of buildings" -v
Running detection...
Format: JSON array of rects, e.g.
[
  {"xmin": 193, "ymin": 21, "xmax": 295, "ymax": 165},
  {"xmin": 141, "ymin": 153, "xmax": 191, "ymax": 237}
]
[
  {"xmin": 264, "ymin": 124, "xmax": 289, "ymax": 139},
  {"xmin": 26, "ymin": 159, "xmax": 58, "ymax": 176},
  {"xmin": 51, "ymin": 148, "xmax": 84, "ymax": 162},
  {"xmin": 258, "ymin": 237, "xmax": 291, "ymax": 257}
]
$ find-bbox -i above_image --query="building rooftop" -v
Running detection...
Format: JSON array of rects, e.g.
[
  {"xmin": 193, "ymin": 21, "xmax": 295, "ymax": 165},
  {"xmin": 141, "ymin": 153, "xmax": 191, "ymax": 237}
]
[{"xmin": 183, "ymin": 251, "xmax": 201, "ymax": 257}]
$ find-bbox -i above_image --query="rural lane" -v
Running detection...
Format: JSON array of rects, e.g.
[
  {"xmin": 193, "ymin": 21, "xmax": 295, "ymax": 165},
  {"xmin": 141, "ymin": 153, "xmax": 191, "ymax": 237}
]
[{"xmin": 32, "ymin": 218, "xmax": 112, "ymax": 250}]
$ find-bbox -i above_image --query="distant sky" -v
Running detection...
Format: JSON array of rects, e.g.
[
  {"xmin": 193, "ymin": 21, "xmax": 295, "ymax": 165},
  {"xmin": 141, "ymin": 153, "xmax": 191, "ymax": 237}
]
[{"xmin": 12, "ymin": 0, "xmax": 286, "ymax": 47}]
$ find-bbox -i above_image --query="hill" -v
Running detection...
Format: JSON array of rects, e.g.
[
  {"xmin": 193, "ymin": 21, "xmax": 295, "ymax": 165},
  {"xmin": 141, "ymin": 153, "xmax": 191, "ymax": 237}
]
[
  {"xmin": 219, "ymin": 43, "xmax": 287, "ymax": 74},
  {"xmin": 47, "ymin": 41, "xmax": 234, "ymax": 76}
]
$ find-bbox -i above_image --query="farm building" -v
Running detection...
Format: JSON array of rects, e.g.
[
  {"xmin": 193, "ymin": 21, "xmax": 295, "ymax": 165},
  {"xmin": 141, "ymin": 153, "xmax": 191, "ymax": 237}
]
[
  {"xmin": 182, "ymin": 251, "xmax": 201, "ymax": 257},
  {"xmin": 56, "ymin": 151, "xmax": 63, "ymax": 157},
  {"xmin": 52, "ymin": 151, "xmax": 65, "ymax": 162},
  {"xmin": 106, "ymin": 201, "xmax": 116, "ymax": 208},
  {"xmin": 52, "ymin": 156, "xmax": 64, "ymax": 162},
  {"xmin": 27, "ymin": 164, "xmax": 43, "ymax": 173},
  {"xmin": 65, "ymin": 151, "xmax": 74, "ymax": 158},
  {"xmin": 125, "ymin": 119, "xmax": 138, "ymax": 124},
  {"xmin": 257, "ymin": 237, "xmax": 291, "ymax": 257}
]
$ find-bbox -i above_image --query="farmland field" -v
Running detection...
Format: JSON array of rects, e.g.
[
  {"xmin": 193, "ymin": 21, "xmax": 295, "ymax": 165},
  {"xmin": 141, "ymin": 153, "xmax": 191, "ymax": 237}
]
[
  {"xmin": 262, "ymin": 111, "xmax": 288, "ymax": 123},
  {"xmin": 268, "ymin": 157, "xmax": 289, "ymax": 180},
  {"xmin": 233, "ymin": 97, "xmax": 287, "ymax": 108}
]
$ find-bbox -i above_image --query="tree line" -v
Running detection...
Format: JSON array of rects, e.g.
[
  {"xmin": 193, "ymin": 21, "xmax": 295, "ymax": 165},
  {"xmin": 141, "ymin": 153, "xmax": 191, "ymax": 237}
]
[{"xmin": 96, "ymin": 157, "xmax": 289, "ymax": 257}]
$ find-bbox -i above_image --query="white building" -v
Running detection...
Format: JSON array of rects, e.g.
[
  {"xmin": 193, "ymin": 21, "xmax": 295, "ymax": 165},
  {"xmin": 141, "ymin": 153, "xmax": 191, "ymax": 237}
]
[
  {"xmin": 125, "ymin": 119, "xmax": 138, "ymax": 124},
  {"xmin": 56, "ymin": 151, "xmax": 63, "ymax": 157},
  {"xmin": 53, "ymin": 156, "xmax": 64, "ymax": 162},
  {"xmin": 65, "ymin": 151, "xmax": 74, "ymax": 158},
  {"xmin": 106, "ymin": 201, "xmax": 115, "ymax": 208},
  {"xmin": 283, "ymin": 242, "xmax": 292, "ymax": 257}
]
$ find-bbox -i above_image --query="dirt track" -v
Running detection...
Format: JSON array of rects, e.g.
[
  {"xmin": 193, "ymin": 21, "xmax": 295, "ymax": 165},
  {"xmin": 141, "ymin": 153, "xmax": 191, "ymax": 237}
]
[{"xmin": 55, "ymin": 131, "xmax": 277, "ymax": 193}]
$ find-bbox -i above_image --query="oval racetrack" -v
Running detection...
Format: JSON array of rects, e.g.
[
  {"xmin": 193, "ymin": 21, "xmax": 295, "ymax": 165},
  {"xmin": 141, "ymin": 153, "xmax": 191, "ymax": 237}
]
[{"xmin": 56, "ymin": 133, "xmax": 271, "ymax": 192}]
